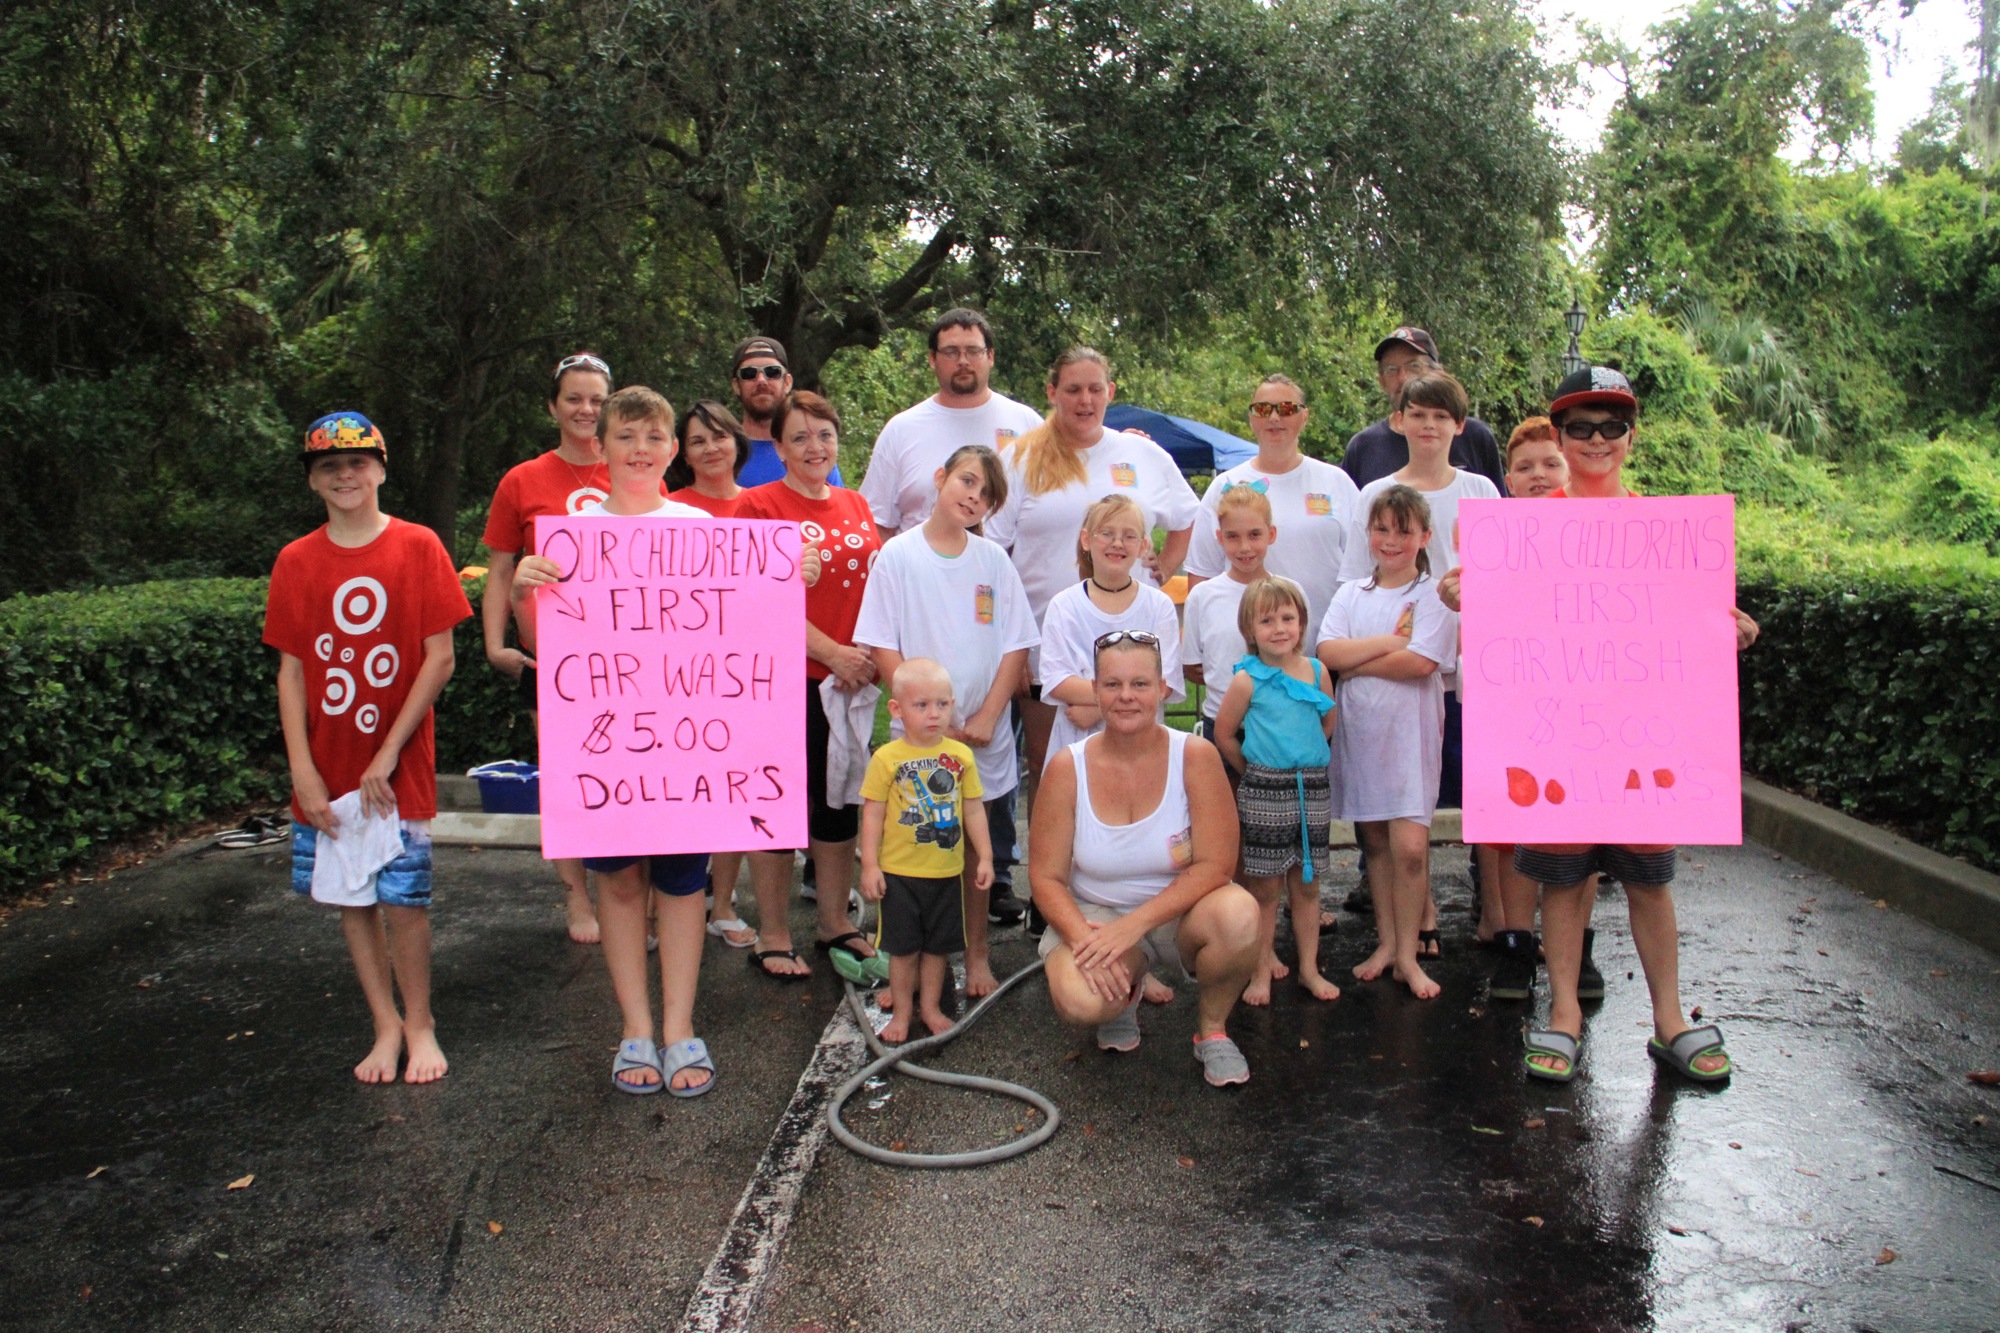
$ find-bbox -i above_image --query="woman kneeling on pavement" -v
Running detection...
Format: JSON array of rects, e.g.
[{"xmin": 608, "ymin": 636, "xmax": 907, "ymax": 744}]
[{"xmin": 1029, "ymin": 630, "xmax": 1261, "ymax": 1087}]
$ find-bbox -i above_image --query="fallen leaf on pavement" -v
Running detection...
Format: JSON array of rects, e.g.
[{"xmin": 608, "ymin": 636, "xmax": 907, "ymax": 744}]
[
  {"xmin": 1876, "ymin": 1248, "xmax": 1898, "ymax": 1265},
  {"xmin": 78, "ymin": 1286, "xmax": 91, "ymax": 1301},
  {"xmin": 1176, "ymin": 1156, "xmax": 1195, "ymax": 1168},
  {"xmin": 1523, "ymin": 1119, "xmax": 1546, "ymax": 1130},
  {"xmin": 1667, "ymin": 1226, "xmax": 1688, "ymax": 1236},
  {"xmin": 1968, "ymin": 1070, "xmax": 2000, "ymax": 1087},
  {"xmin": 486, "ymin": 1221, "xmax": 503, "ymax": 1235},
  {"xmin": 1817, "ymin": 949, "xmax": 1829, "ymax": 956},
  {"xmin": 1728, "ymin": 1142, "xmax": 1743, "ymax": 1149},
  {"xmin": 1298, "ymin": 1039, "xmax": 1309, "ymax": 1048},
  {"xmin": 1873, "ymin": 899, "xmax": 1889, "ymax": 909},
  {"xmin": 85, "ymin": 1166, "xmax": 106, "ymax": 1180},
  {"xmin": 1796, "ymin": 1169, "xmax": 1820, "ymax": 1177},
  {"xmin": 1471, "ymin": 1126, "xmax": 1503, "ymax": 1136},
  {"xmin": 226, "ymin": 1174, "xmax": 254, "ymax": 1190},
  {"xmin": 1690, "ymin": 1006, "xmax": 1704, "ymax": 1020},
  {"xmin": 1062, "ymin": 1051, "xmax": 1080, "ymax": 1063},
  {"xmin": 1931, "ymin": 969, "xmax": 1950, "ymax": 978},
  {"xmin": 888, "ymin": 1140, "xmax": 906, "ymax": 1152},
  {"xmin": 1523, "ymin": 1216, "xmax": 1544, "ymax": 1227}
]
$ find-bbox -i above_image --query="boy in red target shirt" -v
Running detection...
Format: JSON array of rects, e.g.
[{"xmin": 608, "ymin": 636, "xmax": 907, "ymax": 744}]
[{"xmin": 264, "ymin": 411, "xmax": 472, "ymax": 1084}]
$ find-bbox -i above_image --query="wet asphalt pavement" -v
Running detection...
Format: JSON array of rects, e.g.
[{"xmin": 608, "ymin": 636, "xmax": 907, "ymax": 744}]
[{"xmin": 2, "ymin": 838, "xmax": 1997, "ymax": 1332}]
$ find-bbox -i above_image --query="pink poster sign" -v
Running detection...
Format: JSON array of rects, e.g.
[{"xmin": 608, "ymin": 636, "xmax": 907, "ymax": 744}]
[
  {"xmin": 1458, "ymin": 495, "xmax": 1742, "ymax": 845},
  {"xmin": 531, "ymin": 515, "xmax": 806, "ymax": 859}
]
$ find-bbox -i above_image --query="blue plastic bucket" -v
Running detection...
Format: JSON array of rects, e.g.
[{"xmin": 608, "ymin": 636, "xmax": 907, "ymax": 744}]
[{"xmin": 467, "ymin": 760, "xmax": 540, "ymax": 814}]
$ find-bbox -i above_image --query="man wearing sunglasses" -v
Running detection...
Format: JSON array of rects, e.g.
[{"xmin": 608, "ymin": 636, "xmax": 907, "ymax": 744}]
[
  {"xmin": 1339, "ymin": 327, "xmax": 1506, "ymax": 494},
  {"xmin": 729, "ymin": 336, "xmax": 844, "ymax": 489}
]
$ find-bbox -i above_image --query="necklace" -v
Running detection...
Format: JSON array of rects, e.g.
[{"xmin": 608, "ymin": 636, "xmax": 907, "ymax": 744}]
[
  {"xmin": 556, "ymin": 441, "xmax": 603, "ymax": 491},
  {"xmin": 1088, "ymin": 575, "xmax": 1134, "ymax": 596}
]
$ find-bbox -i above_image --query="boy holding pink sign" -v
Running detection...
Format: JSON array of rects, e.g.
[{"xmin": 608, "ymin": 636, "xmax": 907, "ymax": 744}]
[{"xmin": 1442, "ymin": 366, "xmax": 1759, "ymax": 1084}]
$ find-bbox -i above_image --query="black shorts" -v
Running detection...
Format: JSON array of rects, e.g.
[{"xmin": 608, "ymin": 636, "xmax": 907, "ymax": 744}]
[
  {"xmin": 580, "ymin": 852, "xmax": 710, "ymax": 896},
  {"xmin": 1513, "ymin": 845, "xmax": 1676, "ymax": 888},
  {"xmin": 805, "ymin": 682, "xmax": 861, "ymax": 844},
  {"xmin": 880, "ymin": 872, "xmax": 964, "ymax": 956},
  {"xmin": 519, "ymin": 664, "xmax": 538, "ymax": 706}
]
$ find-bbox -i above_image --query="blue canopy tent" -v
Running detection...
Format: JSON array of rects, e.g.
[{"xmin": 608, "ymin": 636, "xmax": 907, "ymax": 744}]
[{"xmin": 1103, "ymin": 405, "xmax": 1258, "ymax": 478}]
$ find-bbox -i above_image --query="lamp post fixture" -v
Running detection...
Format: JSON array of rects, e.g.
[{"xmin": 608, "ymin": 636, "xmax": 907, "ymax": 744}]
[{"xmin": 1562, "ymin": 298, "xmax": 1587, "ymax": 376}]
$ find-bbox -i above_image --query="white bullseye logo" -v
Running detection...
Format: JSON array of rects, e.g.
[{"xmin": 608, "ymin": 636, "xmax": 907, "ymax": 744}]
[
  {"xmin": 800, "ymin": 521, "xmax": 825, "ymax": 544},
  {"xmin": 333, "ymin": 577, "xmax": 387, "ymax": 635},
  {"xmin": 355, "ymin": 703, "xmax": 381, "ymax": 734},
  {"xmin": 567, "ymin": 487, "xmax": 608, "ymax": 514},
  {"xmin": 339, "ymin": 647, "xmax": 355, "ymax": 664},
  {"xmin": 363, "ymin": 644, "xmax": 400, "ymax": 688},
  {"xmin": 323, "ymin": 668, "xmax": 356, "ymax": 716},
  {"xmin": 315, "ymin": 633, "xmax": 334, "ymax": 662},
  {"xmin": 843, "ymin": 532, "xmax": 864, "ymax": 549}
]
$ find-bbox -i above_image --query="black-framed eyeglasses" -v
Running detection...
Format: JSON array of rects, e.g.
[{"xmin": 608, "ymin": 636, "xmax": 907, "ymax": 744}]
[
  {"xmin": 555, "ymin": 353, "xmax": 611, "ymax": 379},
  {"xmin": 1093, "ymin": 630, "xmax": 1162, "ymax": 652},
  {"xmin": 1249, "ymin": 401, "xmax": 1303, "ymax": 419},
  {"xmin": 736, "ymin": 364, "xmax": 787, "ymax": 382},
  {"xmin": 1561, "ymin": 420, "xmax": 1631, "ymax": 441}
]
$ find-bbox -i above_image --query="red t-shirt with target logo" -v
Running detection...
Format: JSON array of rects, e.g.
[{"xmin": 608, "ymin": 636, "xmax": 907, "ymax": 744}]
[
  {"xmin": 481, "ymin": 451, "xmax": 612, "ymax": 556},
  {"xmin": 736, "ymin": 481, "xmax": 881, "ymax": 681},
  {"xmin": 264, "ymin": 518, "xmax": 473, "ymax": 821}
]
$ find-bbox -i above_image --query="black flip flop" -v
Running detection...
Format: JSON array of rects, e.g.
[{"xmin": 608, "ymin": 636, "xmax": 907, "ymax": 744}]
[
  {"xmin": 749, "ymin": 948, "xmax": 808, "ymax": 981},
  {"xmin": 1417, "ymin": 929, "xmax": 1442, "ymax": 959},
  {"xmin": 813, "ymin": 930, "xmax": 874, "ymax": 958}
]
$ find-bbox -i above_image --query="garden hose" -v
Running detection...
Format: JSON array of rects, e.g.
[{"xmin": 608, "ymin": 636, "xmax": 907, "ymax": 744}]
[{"xmin": 826, "ymin": 958, "xmax": 1061, "ymax": 1168}]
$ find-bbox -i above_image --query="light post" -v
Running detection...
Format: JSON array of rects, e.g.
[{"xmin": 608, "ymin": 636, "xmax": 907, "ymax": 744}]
[{"xmin": 1562, "ymin": 298, "xmax": 1587, "ymax": 376}]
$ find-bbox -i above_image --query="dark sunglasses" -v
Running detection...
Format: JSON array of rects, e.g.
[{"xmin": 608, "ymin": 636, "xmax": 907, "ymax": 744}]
[
  {"xmin": 736, "ymin": 364, "xmax": 787, "ymax": 382},
  {"xmin": 1561, "ymin": 420, "xmax": 1632, "ymax": 441},
  {"xmin": 1248, "ymin": 401, "xmax": 1303, "ymax": 419},
  {"xmin": 1093, "ymin": 630, "xmax": 1162, "ymax": 652}
]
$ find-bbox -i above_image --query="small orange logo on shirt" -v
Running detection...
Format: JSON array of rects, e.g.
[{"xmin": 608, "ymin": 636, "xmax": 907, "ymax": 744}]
[
  {"xmin": 1110, "ymin": 463, "xmax": 1137, "ymax": 488},
  {"xmin": 1168, "ymin": 827, "xmax": 1193, "ymax": 867},
  {"xmin": 975, "ymin": 585, "xmax": 995, "ymax": 623},
  {"xmin": 1304, "ymin": 492, "xmax": 1332, "ymax": 516},
  {"xmin": 995, "ymin": 428, "xmax": 1017, "ymax": 447}
]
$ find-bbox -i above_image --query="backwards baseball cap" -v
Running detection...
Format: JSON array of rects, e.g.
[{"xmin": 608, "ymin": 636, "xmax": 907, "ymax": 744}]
[
  {"xmin": 301, "ymin": 411, "xmax": 387, "ymax": 467},
  {"xmin": 1374, "ymin": 326, "xmax": 1441, "ymax": 363},
  {"xmin": 731, "ymin": 336, "xmax": 789, "ymax": 372},
  {"xmin": 1549, "ymin": 365, "xmax": 1639, "ymax": 416}
]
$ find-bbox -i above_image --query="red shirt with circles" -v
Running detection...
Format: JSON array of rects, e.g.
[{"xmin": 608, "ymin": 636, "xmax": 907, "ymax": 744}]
[
  {"xmin": 264, "ymin": 518, "xmax": 472, "ymax": 821},
  {"xmin": 735, "ymin": 481, "xmax": 881, "ymax": 681},
  {"xmin": 481, "ymin": 451, "xmax": 613, "ymax": 556}
]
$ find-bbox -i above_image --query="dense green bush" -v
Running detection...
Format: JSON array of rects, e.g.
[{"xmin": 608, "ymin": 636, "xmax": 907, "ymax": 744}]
[
  {"xmin": 1900, "ymin": 436, "xmax": 2000, "ymax": 553},
  {"xmin": 1738, "ymin": 549, "xmax": 2000, "ymax": 872},
  {"xmin": 1, "ymin": 577, "xmax": 529, "ymax": 892}
]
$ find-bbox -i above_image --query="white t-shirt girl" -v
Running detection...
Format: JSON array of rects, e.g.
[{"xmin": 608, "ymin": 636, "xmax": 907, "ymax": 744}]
[
  {"xmin": 851, "ymin": 529, "xmax": 1039, "ymax": 797},
  {"xmin": 1037, "ymin": 581, "xmax": 1185, "ymax": 760},
  {"xmin": 1338, "ymin": 469, "xmax": 1498, "ymax": 695},
  {"xmin": 1317, "ymin": 574, "xmax": 1457, "ymax": 826},
  {"xmin": 1186, "ymin": 458, "xmax": 1358, "ymax": 631}
]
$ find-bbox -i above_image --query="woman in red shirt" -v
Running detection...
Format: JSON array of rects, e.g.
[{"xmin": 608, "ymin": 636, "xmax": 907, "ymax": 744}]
[
  {"xmin": 737, "ymin": 392, "xmax": 882, "ymax": 978},
  {"xmin": 479, "ymin": 352, "xmax": 614, "ymax": 945},
  {"xmin": 666, "ymin": 400, "xmax": 753, "ymax": 518}
]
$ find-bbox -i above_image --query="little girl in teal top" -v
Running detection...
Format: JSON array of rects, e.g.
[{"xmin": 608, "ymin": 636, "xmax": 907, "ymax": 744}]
[{"xmin": 1213, "ymin": 577, "xmax": 1339, "ymax": 1004}]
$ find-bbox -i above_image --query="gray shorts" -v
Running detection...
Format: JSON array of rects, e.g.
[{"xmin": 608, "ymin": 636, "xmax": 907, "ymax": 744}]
[
  {"xmin": 1038, "ymin": 898, "xmax": 1193, "ymax": 982},
  {"xmin": 1514, "ymin": 844, "xmax": 1677, "ymax": 888}
]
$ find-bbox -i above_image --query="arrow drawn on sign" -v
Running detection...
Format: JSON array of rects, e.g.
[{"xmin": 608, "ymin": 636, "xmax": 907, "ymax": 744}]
[
  {"xmin": 545, "ymin": 587, "xmax": 587, "ymax": 621},
  {"xmin": 749, "ymin": 816, "xmax": 774, "ymax": 839}
]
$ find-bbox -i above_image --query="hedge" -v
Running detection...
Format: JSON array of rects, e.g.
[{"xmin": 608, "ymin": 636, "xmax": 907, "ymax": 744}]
[{"xmin": 1, "ymin": 577, "xmax": 526, "ymax": 893}]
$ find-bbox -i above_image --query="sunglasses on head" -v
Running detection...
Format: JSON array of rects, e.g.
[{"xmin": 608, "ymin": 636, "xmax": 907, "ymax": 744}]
[
  {"xmin": 1561, "ymin": 419, "xmax": 1632, "ymax": 441},
  {"xmin": 1249, "ymin": 401, "xmax": 1303, "ymax": 419},
  {"xmin": 736, "ymin": 364, "xmax": 787, "ymax": 382},
  {"xmin": 1093, "ymin": 630, "xmax": 1162, "ymax": 652},
  {"xmin": 555, "ymin": 353, "xmax": 611, "ymax": 379}
]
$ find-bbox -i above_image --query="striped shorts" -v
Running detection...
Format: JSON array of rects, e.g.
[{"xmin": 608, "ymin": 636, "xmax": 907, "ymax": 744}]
[
  {"xmin": 1513, "ymin": 844, "xmax": 1677, "ymax": 888},
  {"xmin": 1237, "ymin": 764, "xmax": 1331, "ymax": 881}
]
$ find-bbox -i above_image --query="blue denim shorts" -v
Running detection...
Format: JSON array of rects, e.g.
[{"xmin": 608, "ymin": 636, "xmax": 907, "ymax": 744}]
[
  {"xmin": 291, "ymin": 821, "xmax": 435, "ymax": 908},
  {"xmin": 580, "ymin": 852, "xmax": 710, "ymax": 896}
]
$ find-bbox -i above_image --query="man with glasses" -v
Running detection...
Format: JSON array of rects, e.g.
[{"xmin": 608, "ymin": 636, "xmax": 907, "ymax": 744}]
[
  {"xmin": 859, "ymin": 308, "xmax": 1044, "ymax": 928},
  {"xmin": 1340, "ymin": 327, "xmax": 1506, "ymax": 492},
  {"xmin": 729, "ymin": 336, "xmax": 843, "ymax": 488},
  {"xmin": 858, "ymin": 308, "xmax": 1044, "ymax": 538}
]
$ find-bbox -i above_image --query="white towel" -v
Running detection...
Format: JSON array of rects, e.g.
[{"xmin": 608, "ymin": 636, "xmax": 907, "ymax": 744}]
[
  {"xmin": 819, "ymin": 676, "xmax": 881, "ymax": 809},
  {"xmin": 309, "ymin": 792, "xmax": 405, "ymax": 906}
]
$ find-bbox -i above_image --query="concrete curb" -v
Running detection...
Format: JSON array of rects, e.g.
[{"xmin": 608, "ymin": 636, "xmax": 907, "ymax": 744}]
[{"xmin": 1742, "ymin": 777, "xmax": 2000, "ymax": 957}]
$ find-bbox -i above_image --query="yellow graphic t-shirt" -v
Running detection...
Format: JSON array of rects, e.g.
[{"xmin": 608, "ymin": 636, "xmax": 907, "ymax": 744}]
[{"xmin": 861, "ymin": 737, "xmax": 985, "ymax": 878}]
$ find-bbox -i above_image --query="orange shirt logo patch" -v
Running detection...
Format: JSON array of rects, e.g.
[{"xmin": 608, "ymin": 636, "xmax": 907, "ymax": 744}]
[
  {"xmin": 1304, "ymin": 492, "xmax": 1332, "ymax": 516},
  {"xmin": 975, "ymin": 585, "xmax": 995, "ymax": 624},
  {"xmin": 1110, "ymin": 463, "xmax": 1137, "ymax": 488}
]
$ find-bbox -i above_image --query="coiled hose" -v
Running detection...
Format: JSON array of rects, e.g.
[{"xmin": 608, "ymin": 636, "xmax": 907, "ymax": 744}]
[{"xmin": 825, "ymin": 959, "xmax": 1061, "ymax": 1167}]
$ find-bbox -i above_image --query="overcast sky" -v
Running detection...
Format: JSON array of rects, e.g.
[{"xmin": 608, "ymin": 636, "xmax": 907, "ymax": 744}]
[{"xmin": 1536, "ymin": 0, "xmax": 1981, "ymax": 157}]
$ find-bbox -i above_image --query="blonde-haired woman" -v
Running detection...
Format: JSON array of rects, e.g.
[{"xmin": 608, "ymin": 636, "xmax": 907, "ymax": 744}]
[{"xmin": 986, "ymin": 347, "xmax": 1200, "ymax": 779}]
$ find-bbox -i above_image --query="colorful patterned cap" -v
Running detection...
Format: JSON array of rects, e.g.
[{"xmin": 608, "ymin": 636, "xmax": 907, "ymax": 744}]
[
  {"xmin": 302, "ymin": 410, "xmax": 387, "ymax": 464},
  {"xmin": 1549, "ymin": 365, "xmax": 1638, "ymax": 416}
]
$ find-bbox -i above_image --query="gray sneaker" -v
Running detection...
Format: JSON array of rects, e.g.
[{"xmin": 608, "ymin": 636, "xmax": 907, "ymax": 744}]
[
  {"xmin": 1191, "ymin": 1033, "xmax": 1250, "ymax": 1087},
  {"xmin": 1095, "ymin": 1000, "xmax": 1142, "ymax": 1053}
]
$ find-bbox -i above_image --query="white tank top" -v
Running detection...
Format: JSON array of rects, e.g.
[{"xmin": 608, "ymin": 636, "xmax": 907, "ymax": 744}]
[{"xmin": 1068, "ymin": 728, "xmax": 1195, "ymax": 910}]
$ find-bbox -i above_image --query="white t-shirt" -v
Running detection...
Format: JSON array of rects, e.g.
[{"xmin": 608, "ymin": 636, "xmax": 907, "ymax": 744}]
[
  {"xmin": 1180, "ymin": 574, "xmax": 1251, "ymax": 721},
  {"xmin": 1186, "ymin": 457, "xmax": 1358, "ymax": 631},
  {"xmin": 1337, "ymin": 468, "xmax": 1498, "ymax": 695},
  {"xmin": 1317, "ymin": 574, "xmax": 1457, "ymax": 827},
  {"xmin": 1037, "ymin": 582, "xmax": 1185, "ymax": 759},
  {"xmin": 859, "ymin": 393, "xmax": 1046, "ymax": 534},
  {"xmin": 986, "ymin": 430, "xmax": 1203, "ymax": 625},
  {"xmin": 851, "ymin": 529, "xmax": 1039, "ymax": 797}
]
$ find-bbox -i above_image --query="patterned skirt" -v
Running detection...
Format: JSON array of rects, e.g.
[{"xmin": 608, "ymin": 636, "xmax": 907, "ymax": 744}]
[{"xmin": 1238, "ymin": 763, "xmax": 1331, "ymax": 880}]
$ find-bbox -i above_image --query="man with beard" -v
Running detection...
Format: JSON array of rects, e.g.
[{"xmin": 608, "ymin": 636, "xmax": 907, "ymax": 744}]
[{"xmin": 729, "ymin": 336, "xmax": 843, "ymax": 488}]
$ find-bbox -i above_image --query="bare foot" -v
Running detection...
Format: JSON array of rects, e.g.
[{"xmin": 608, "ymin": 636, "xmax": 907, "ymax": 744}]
[
  {"xmin": 565, "ymin": 888, "xmax": 600, "ymax": 945},
  {"xmin": 403, "ymin": 1027, "xmax": 448, "ymax": 1083},
  {"xmin": 1141, "ymin": 973, "xmax": 1175, "ymax": 1005},
  {"xmin": 920, "ymin": 1008, "xmax": 955, "ymax": 1037},
  {"xmin": 880, "ymin": 1011, "xmax": 912, "ymax": 1043},
  {"xmin": 876, "ymin": 988, "xmax": 895, "ymax": 1011},
  {"xmin": 1263, "ymin": 951, "xmax": 1291, "ymax": 982},
  {"xmin": 1298, "ymin": 970, "xmax": 1341, "ymax": 1002},
  {"xmin": 1319, "ymin": 909, "xmax": 1339, "ymax": 931},
  {"xmin": 1352, "ymin": 945, "xmax": 1394, "ymax": 982},
  {"xmin": 354, "ymin": 1030, "xmax": 401, "ymax": 1085},
  {"xmin": 1391, "ymin": 960, "xmax": 1442, "ymax": 1000},
  {"xmin": 965, "ymin": 960, "xmax": 998, "ymax": 999},
  {"xmin": 1242, "ymin": 972, "xmax": 1273, "ymax": 1007}
]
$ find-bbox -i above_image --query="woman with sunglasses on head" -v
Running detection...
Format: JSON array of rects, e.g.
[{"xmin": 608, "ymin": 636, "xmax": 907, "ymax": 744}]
[
  {"xmin": 479, "ymin": 351, "xmax": 617, "ymax": 945},
  {"xmin": 1184, "ymin": 375, "xmax": 1360, "ymax": 636},
  {"xmin": 986, "ymin": 347, "xmax": 1201, "ymax": 780}
]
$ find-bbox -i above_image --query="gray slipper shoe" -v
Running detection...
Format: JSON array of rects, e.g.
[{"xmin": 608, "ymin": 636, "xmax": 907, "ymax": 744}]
[
  {"xmin": 1191, "ymin": 1033, "xmax": 1250, "ymax": 1087},
  {"xmin": 1524, "ymin": 1029, "xmax": 1580, "ymax": 1083},
  {"xmin": 1648, "ymin": 1024, "xmax": 1731, "ymax": 1083},
  {"xmin": 661, "ymin": 1037, "xmax": 717, "ymax": 1098},
  {"xmin": 612, "ymin": 1037, "xmax": 663, "ymax": 1095}
]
